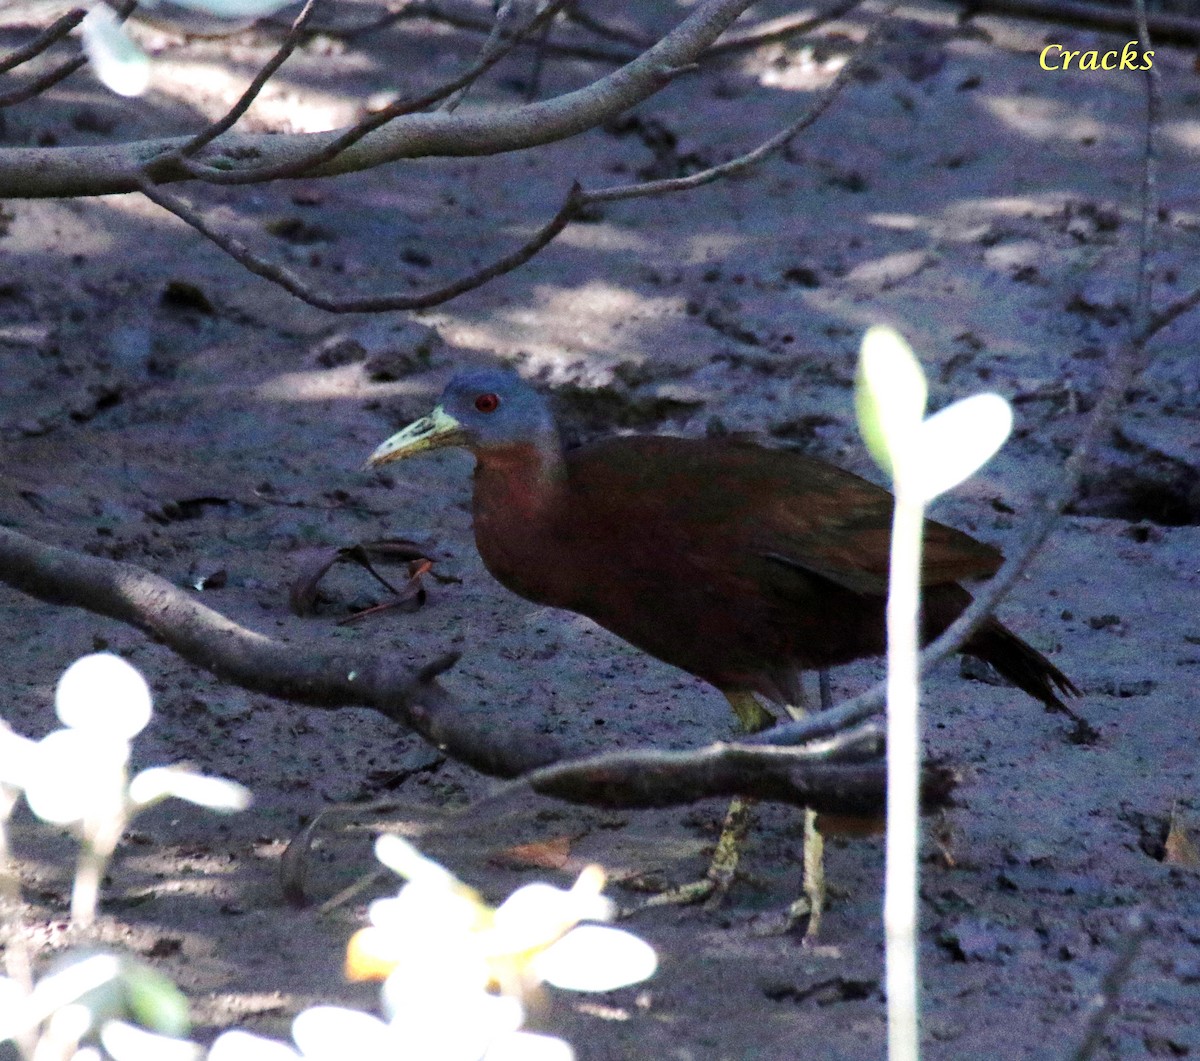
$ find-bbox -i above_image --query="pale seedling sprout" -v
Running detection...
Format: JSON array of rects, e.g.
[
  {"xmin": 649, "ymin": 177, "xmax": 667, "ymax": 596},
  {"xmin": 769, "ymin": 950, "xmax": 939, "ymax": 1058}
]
[{"xmin": 855, "ymin": 326, "xmax": 1012, "ymax": 1061}]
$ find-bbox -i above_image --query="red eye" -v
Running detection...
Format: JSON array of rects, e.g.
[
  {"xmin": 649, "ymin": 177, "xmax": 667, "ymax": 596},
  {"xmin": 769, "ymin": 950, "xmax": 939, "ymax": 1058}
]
[{"xmin": 474, "ymin": 392, "xmax": 500, "ymax": 413}]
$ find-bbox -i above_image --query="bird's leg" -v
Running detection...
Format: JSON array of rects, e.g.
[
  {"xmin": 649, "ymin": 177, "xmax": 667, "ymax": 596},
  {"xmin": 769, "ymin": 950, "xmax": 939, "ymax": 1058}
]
[
  {"xmin": 639, "ymin": 692, "xmax": 772, "ymax": 911},
  {"xmin": 763, "ymin": 679, "xmax": 826, "ymax": 937},
  {"xmin": 703, "ymin": 691, "xmax": 778, "ymax": 899},
  {"xmin": 784, "ymin": 676, "xmax": 826, "ymax": 939}
]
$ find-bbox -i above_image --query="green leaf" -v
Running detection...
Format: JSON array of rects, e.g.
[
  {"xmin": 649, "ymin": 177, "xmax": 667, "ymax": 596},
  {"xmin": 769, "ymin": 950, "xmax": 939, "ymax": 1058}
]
[
  {"xmin": 855, "ymin": 326, "xmax": 928, "ymax": 481},
  {"xmin": 122, "ymin": 962, "xmax": 191, "ymax": 1038}
]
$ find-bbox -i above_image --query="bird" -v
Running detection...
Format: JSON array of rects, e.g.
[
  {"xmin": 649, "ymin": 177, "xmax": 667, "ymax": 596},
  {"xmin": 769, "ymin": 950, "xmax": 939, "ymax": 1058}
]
[{"xmin": 366, "ymin": 368, "xmax": 1081, "ymax": 933}]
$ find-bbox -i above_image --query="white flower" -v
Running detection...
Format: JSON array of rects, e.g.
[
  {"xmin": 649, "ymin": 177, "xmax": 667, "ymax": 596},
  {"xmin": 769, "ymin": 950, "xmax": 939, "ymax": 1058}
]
[
  {"xmin": 207, "ymin": 1029, "xmax": 300, "ymax": 1061},
  {"xmin": 23, "ymin": 728, "xmax": 129, "ymax": 826},
  {"xmin": 358, "ymin": 836, "xmax": 657, "ymax": 996},
  {"xmin": 489, "ymin": 865, "xmax": 615, "ymax": 956},
  {"xmin": 530, "ymin": 924, "xmax": 657, "ymax": 992},
  {"xmin": 20, "ymin": 655, "xmax": 250, "ymax": 828},
  {"xmin": 127, "ymin": 766, "xmax": 251, "ymax": 813},
  {"xmin": 0, "ymin": 975, "xmax": 29, "ymax": 1040},
  {"xmin": 99, "ymin": 1020, "xmax": 201, "ymax": 1061},
  {"xmin": 56, "ymin": 654, "xmax": 152, "ymax": 739},
  {"xmin": 291, "ymin": 1007, "xmax": 396, "ymax": 1060}
]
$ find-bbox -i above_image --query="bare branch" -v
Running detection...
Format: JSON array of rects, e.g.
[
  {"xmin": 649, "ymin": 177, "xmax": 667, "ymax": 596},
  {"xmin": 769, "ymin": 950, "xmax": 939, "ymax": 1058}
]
[
  {"xmin": 587, "ymin": 0, "xmax": 893, "ymax": 205},
  {"xmin": 488, "ymin": 724, "xmax": 956, "ymax": 817},
  {"xmin": 441, "ymin": 0, "xmax": 552, "ymax": 114},
  {"xmin": 167, "ymin": 0, "xmax": 571, "ymax": 185},
  {"xmin": 0, "ymin": 0, "xmax": 755, "ymax": 198},
  {"xmin": 1131, "ymin": 0, "xmax": 1159, "ymax": 335},
  {"xmin": 0, "ymin": 6, "xmax": 85, "ymax": 75},
  {"xmin": 281, "ymin": 718, "xmax": 955, "ymax": 905},
  {"xmin": 1067, "ymin": 911, "xmax": 1151, "ymax": 1061},
  {"xmin": 0, "ymin": 523, "xmax": 575, "ymax": 779},
  {"xmin": 330, "ymin": 0, "xmax": 867, "ymax": 64},
  {"xmin": 0, "ymin": 0, "xmax": 137, "ymax": 109},
  {"xmin": 1149, "ymin": 285, "xmax": 1200, "ymax": 340},
  {"xmin": 0, "ymin": 54, "xmax": 86, "ymax": 108},
  {"xmin": 708, "ymin": 0, "xmax": 865, "ymax": 57},
  {"xmin": 141, "ymin": 5, "xmax": 877, "ymax": 312},
  {"xmin": 561, "ymin": 3, "xmax": 652, "ymax": 50},
  {"xmin": 328, "ymin": 0, "xmax": 638, "ymax": 63},
  {"xmin": 0, "ymin": 522, "xmax": 956, "ymax": 825},
  {"xmin": 178, "ymin": 0, "xmax": 321, "ymax": 159},
  {"xmin": 135, "ymin": 176, "xmax": 583, "ymax": 312},
  {"xmin": 961, "ymin": 0, "xmax": 1200, "ymax": 47}
]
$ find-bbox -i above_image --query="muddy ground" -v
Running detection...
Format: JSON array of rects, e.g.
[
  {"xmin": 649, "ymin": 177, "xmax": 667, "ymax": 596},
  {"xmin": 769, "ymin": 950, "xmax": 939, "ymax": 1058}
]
[{"xmin": 1, "ymin": 1, "xmax": 1198, "ymax": 1058}]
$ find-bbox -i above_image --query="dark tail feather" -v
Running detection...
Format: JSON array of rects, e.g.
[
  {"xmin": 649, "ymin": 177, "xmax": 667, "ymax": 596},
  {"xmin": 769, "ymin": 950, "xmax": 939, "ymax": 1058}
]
[{"xmin": 964, "ymin": 617, "xmax": 1081, "ymax": 711}]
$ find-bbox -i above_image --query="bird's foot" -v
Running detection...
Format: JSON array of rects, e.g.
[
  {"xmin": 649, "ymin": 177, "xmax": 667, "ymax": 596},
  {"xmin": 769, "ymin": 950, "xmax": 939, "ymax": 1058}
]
[
  {"xmin": 747, "ymin": 896, "xmax": 816, "ymax": 938},
  {"xmin": 748, "ymin": 811, "xmax": 826, "ymax": 938},
  {"xmin": 633, "ymin": 876, "xmax": 719, "ymax": 913},
  {"xmin": 625, "ymin": 795, "xmax": 753, "ymax": 915}
]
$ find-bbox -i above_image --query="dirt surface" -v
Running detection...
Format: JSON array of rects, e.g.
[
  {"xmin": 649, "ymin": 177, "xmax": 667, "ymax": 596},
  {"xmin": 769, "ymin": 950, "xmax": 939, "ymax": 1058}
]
[{"xmin": 1, "ymin": 2, "xmax": 1199, "ymax": 1058}]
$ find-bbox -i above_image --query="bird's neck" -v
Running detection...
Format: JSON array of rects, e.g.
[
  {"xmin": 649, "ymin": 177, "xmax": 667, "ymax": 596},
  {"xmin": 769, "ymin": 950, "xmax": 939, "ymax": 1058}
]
[{"xmin": 472, "ymin": 435, "xmax": 566, "ymax": 523}]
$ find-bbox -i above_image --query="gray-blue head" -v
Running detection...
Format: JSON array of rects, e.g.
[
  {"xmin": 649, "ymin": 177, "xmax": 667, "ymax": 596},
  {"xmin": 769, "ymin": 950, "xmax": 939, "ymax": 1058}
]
[{"xmin": 366, "ymin": 369, "xmax": 558, "ymax": 467}]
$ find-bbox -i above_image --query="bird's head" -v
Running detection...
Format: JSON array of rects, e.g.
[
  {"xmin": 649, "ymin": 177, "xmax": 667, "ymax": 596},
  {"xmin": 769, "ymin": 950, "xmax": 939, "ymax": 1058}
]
[{"xmin": 365, "ymin": 369, "xmax": 558, "ymax": 468}]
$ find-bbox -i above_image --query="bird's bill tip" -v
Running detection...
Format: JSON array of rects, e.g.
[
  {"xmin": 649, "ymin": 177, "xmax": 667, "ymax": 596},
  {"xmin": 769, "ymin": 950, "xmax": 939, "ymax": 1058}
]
[{"xmin": 364, "ymin": 406, "xmax": 467, "ymax": 469}]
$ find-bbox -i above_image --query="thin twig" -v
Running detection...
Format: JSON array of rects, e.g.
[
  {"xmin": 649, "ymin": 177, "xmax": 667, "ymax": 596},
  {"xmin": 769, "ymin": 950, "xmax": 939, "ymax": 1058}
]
[
  {"xmin": 0, "ymin": 54, "xmax": 85, "ymax": 107},
  {"xmin": 961, "ymin": 0, "xmax": 1200, "ymax": 47},
  {"xmin": 588, "ymin": 0, "xmax": 892, "ymax": 205},
  {"xmin": 142, "ymin": 5, "xmax": 876, "ymax": 318},
  {"xmin": 135, "ymin": 176, "xmax": 583, "ymax": 312},
  {"xmin": 1131, "ymin": 0, "xmax": 1159, "ymax": 335},
  {"xmin": 273, "ymin": 0, "xmax": 866, "ymax": 66},
  {"xmin": 0, "ymin": 0, "xmax": 137, "ymax": 109},
  {"xmin": 442, "ymin": 0, "xmax": 555, "ymax": 113},
  {"xmin": 562, "ymin": 3, "xmax": 652, "ymax": 50},
  {"xmin": 1067, "ymin": 911, "xmax": 1151, "ymax": 1061},
  {"xmin": 172, "ymin": 0, "xmax": 570, "ymax": 185},
  {"xmin": 179, "ymin": 0, "xmax": 320, "ymax": 158},
  {"xmin": 1149, "ymin": 285, "xmax": 1200, "ymax": 339},
  {"xmin": 269, "ymin": 0, "xmax": 639, "ymax": 62},
  {"xmin": 707, "ymin": 0, "xmax": 864, "ymax": 57},
  {"xmin": 0, "ymin": 6, "xmax": 85, "ymax": 75}
]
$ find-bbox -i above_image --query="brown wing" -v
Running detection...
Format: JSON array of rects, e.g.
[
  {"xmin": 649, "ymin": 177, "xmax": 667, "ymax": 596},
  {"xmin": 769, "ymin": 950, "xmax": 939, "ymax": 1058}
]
[{"xmin": 564, "ymin": 435, "xmax": 1001, "ymax": 596}]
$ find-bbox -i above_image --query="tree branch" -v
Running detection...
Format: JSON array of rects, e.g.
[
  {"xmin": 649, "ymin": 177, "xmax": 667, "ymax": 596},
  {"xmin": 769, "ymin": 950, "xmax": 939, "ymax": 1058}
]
[
  {"xmin": 0, "ymin": 523, "xmax": 568, "ymax": 779},
  {"xmin": 0, "ymin": 521, "xmax": 955, "ymax": 825},
  {"xmin": 134, "ymin": 9, "xmax": 881, "ymax": 313},
  {"xmin": 164, "ymin": 0, "xmax": 572, "ymax": 185},
  {"xmin": 0, "ymin": 1, "xmax": 137, "ymax": 109},
  {"xmin": 329, "ymin": 0, "xmax": 867, "ymax": 64},
  {"xmin": 588, "ymin": 0, "xmax": 892, "ymax": 205},
  {"xmin": 494, "ymin": 724, "xmax": 956, "ymax": 816},
  {"xmin": 0, "ymin": 6, "xmax": 85, "ymax": 75},
  {"xmin": 1067, "ymin": 911, "xmax": 1151, "ymax": 1061},
  {"xmin": 177, "ymin": 0, "xmax": 320, "ymax": 159},
  {"xmin": 961, "ymin": 0, "xmax": 1200, "ymax": 47},
  {"xmin": 0, "ymin": 0, "xmax": 756, "ymax": 198},
  {"xmin": 135, "ymin": 176, "xmax": 583, "ymax": 312}
]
